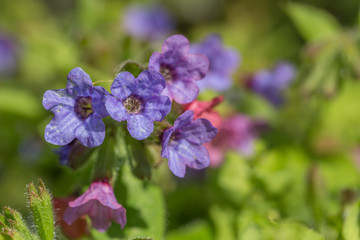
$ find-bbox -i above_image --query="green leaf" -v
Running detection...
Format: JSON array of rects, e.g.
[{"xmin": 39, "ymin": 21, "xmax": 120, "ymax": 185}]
[
  {"xmin": 217, "ymin": 152, "xmax": 251, "ymax": 204},
  {"xmin": 166, "ymin": 221, "xmax": 212, "ymax": 240},
  {"xmin": 343, "ymin": 201, "xmax": 360, "ymax": 240},
  {"xmin": 0, "ymin": 88, "xmax": 42, "ymax": 119},
  {"xmin": 27, "ymin": 180, "xmax": 54, "ymax": 240},
  {"xmin": 115, "ymin": 126, "xmax": 152, "ymax": 180},
  {"xmin": 274, "ymin": 221, "xmax": 325, "ymax": 240},
  {"xmin": 285, "ymin": 2, "xmax": 341, "ymax": 42},
  {"xmin": 115, "ymin": 163, "xmax": 165, "ymax": 240},
  {"xmin": 210, "ymin": 205, "xmax": 236, "ymax": 240}
]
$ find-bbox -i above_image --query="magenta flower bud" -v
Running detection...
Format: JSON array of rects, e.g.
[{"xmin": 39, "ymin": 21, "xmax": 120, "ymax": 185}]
[{"xmin": 63, "ymin": 181, "xmax": 126, "ymax": 232}]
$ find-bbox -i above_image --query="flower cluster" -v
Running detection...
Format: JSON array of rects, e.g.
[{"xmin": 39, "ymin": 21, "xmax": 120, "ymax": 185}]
[{"xmin": 43, "ymin": 34, "xmax": 220, "ymax": 231}]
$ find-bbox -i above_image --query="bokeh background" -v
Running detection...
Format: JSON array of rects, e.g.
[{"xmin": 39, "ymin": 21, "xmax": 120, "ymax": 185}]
[{"xmin": 0, "ymin": 0, "xmax": 360, "ymax": 239}]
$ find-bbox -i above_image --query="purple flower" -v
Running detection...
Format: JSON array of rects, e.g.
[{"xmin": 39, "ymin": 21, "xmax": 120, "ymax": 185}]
[
  {"xmin": 122, "ymin": 5, "xmax": 175, "ymax": 41},
  {"xmin": 248, "ymin": 62, "xmax": 296, "ymax": 106},
  {"xmin": 43, "ymin": 67, "xmax": 109, "ymax": 148},
  {"xmin": 191, "ymin": 34, "xmax": 240, "ymax": 91},
  {"xmin": 149, "ymin": 34, "xmax": 209, "ymax": 104},
  {"xmin": 105, "ymin": 70, "xmax": 171, "ymax": 140},
  {"xmin": 0, "ymin": 33, "xmax": 17, "ymax": 77},
  {"xmin": 63, "ymin": 181, "xmax": 126, "ymax": 232},
  {"xmin": 161, "ymin": 110, "xmax": 218, "ymax": 177}
]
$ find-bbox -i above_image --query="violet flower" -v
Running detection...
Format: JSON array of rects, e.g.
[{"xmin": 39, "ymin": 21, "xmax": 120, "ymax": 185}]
[
  {"xmin": 161, "ymin": 110, "xmax": 218, "ymax": 177},
  {"xmin": 191, "ymin": 34, "xmax": 240, "ymax": 91},
  {"xmin": 248, "ymin": 62, "xmax": 296, "ymax": 106},
  {"xmin": 149, "ymin": 34, "xmax": 209, "ymax": 104},
  {"xmin": 105, "ymin": 70, "xmax": 171, "ymax": 140},
  {"xmin": 122, "ymin": 5, "xmax": 175, "ymax": 41},
  {"xmin": 43, "ymin": 67, "xmax": 109, "ymax": 148},
  {"xmin": 0, "ymin": 33, "xmax": 17, "ymax": 77},
  {"xmin": 63, "ymin": 181, "xmax": 126, "ymax": 232}
]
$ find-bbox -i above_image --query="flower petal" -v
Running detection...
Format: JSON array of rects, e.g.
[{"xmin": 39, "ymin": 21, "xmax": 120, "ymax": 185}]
[
  {"xmin": 162, "ymin": 34, "xmax": 189, "ymax": 56},
  {"xmin": 183, "ymin": 143, "xmax": 210, "ymax": 170},
  {"xmin": 127, "ymin": 114, "xmax": 154, "ymax": 140},
  {"xmin": 111, "ymin": 71, "xmax": 136, "ymax": 100},
  {"xmin": 105, "ymin": 96, "xmax": 130, "ymax": 122},
  {"xmin": 161, "ymin": 127, "xmax": 175, "ymax": 158},
  {"xmin": 148, "ymin": 52, "xmax": 161, "ymax": 71},
  {"xmin": 167, "ymin": 147, "xmax": 186, "ymax": 178},
  {"xmin": 91, "ymin": 86, "xmax": 109, "ymax": 118},
  {"xmin": 89, "ymin": 202, "xmax": 112, "ymax": 232},
  {"xmin": 43, "ymin": 89, "xmax": 75, "ymax": 111},
  {"xmin": 173, "ymin": 110, "xmax": 194, "ymax": 129},
  {"xmin": 75, "ymin": 116, "xmax": 105, "ymax": 148},
  {"xmin": 66, "ymin": 67, "xmax": 93, "ymax": 95},
  {"xmin": 166, "ymin": 79, "xmax": 199, "ymax": 104},
  {"xmin": 174, "ymin": 53, "xmax": 209, "ymax": 81},
  {"xmin": 180, "ymin": 118, "xmax": 218, "ymax": 144},
  {"xmin": 45, "ymin": 110, "xmax": 81, "ymax": 146},
  {"xmin": 143, "ymin": 95, "xmax": 171, "ymax": 121},
  {"xmin": 135, "ymin": 70, "xmax": 166, "ymax": 97},
  {"xmin": 111, "ymin": 207, "xmax": 127, "ymax": 229}
]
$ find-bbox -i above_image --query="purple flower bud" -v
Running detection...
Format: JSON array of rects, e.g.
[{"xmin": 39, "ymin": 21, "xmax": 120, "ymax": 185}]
[
  {"xmin": 63, "ymin": 181, "xmax": 126, "ymax": 232},
  {"xmin": 161, "ymin": 110, "xmax": 218, "ymax": 177},
  {"xmin": 105, "ymin": 70, "xmax": 171, "ymax": 140},
  {"xmin": 43, "ymin": 67, "xmax": 109, "ymax": 148},
  {"xmin": 149, "ymin": 35, "xmax": 209, "ymax": 104},
  {"xmin": 248, "ymin": 62, "xmax": 296, "ymax": 106},
  {"xmin": 191, "ymin": 34, "xmax": 240, "ymax": 91},
  {"xmin": 122, "ymin": 5, "xmax": 175, "ymax": 41}
]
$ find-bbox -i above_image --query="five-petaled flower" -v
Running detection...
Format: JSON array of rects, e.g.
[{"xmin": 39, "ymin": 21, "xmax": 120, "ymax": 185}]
[
  {"xmin": 247, "ymin": 62, "xmax": 296, "ymax": 106},
  {"xmin": 105, "ymin": 70, "xmax": 171, "ymax": 140},
  {"xmin": 149, "ymin": 34, "xmax": 209, "ymax": 104},
  {"xmin": 43, "ymin": 67, "xmax": 109, "ymax": 148},
  {"xmin": 63, "ymin": 180, "xmax": 127, "ymax": 232},
  {"xmin": 191, "ymin": 34, "xmax": 240, "ymax": 91},
  {"xmin": 161, "ymin": 110, "xmax": 218, "ymax": 177}
]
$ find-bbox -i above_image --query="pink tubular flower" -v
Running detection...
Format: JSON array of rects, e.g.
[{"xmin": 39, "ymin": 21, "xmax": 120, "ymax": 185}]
[
  {"xmin": 63, "ymin": 181, "xmax": 126, "ymax": 232},
  {"xmin": 183, "ymin": 96, "xmax": 224, "ymax": 129}
]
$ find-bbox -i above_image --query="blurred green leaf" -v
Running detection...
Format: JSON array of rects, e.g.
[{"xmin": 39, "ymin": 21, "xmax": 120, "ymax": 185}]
[
  {"xmin": 343, "ymin": 201, "xmax": 360, "ymax": 240},
  {"xmin": 0, "ymin": 87, "xmax": 42, "ymax": 119},
  {"xmin": 166, "ymin": 221, "xmax": 212, "ymax": 240},
  {"xmin": 285, "ymin": 2, "xmax": 341, "ymax": 42},
  {"xmin": 210, "ymin": 205, "xmax": 236, "ymax": 240},
  {"xmin": 274, "ymin": 221, "xmax": 325, "ymax": 240},
  {"xmin": 217, "ymin": 152, "xmax": 251, "ymax": 204},
  {"xmin": 116, "ymin": 163, "xmax": 165, "ymax": 240}
]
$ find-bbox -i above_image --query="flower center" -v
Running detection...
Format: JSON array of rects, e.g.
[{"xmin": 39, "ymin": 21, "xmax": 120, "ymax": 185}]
[
  {"xmin": 160, "ymin": 65, "xmax": 174, "ymax": 82},
  {"xmin": 123, "ymin": 95, "xmax": 142, "ymax": 114},
  {"xmin": 75, "ymin": 96, "xmax": 94, "ymax": 119}
]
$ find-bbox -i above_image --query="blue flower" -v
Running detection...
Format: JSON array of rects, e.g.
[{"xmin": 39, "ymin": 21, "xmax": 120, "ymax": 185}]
[
  {"xmin": 149, "ymin": 34, "xmax": 209, "ymax": 104},
  {"xmin": 105, "ymin": 70, "xmax": 171, "ymax": 140},
  {"xmin": 248, "ymin": 62, "xmax": 296, "ymax": 106},
  {"xmin": 43, "ymin": 67, "xmax": 109, "ymax": 148},
  {"xmin": 191, "ymin": 34, "xmax": 240, "ymax": 91},
  {"xmin": 122, "ymin": 5, "xmax": 175, "ymax": 41},
  {"xmin": 161, "ymin": 110, "xmax": 218, "ymax": 177}
]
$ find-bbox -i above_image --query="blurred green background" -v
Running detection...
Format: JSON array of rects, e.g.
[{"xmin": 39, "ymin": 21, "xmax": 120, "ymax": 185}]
[{"xmin": 0, "ymin": 0, "xmax": 360, "ymax": 239}]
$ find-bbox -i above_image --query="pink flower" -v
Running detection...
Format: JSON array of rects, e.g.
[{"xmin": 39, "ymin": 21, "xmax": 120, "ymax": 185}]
[
  {"xmin": 208, "ymin": 114, "xmax": 258, "ymax": 167},
  {"xmin": 183, "ymin": 96, "xmax": 223, "ymax": 129},
  {"xmin": 63, "ymin": 181, "xmax": 126, "ymax": 232}
]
